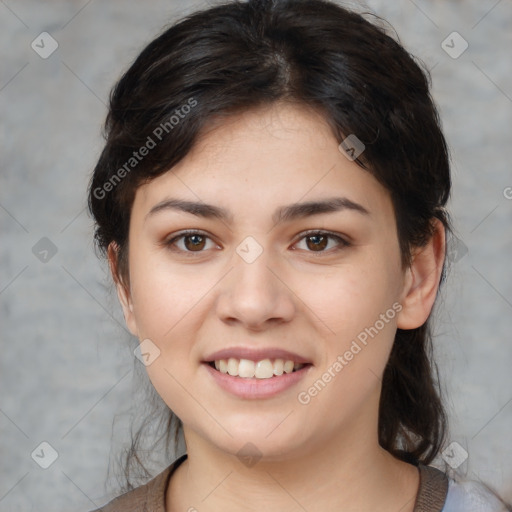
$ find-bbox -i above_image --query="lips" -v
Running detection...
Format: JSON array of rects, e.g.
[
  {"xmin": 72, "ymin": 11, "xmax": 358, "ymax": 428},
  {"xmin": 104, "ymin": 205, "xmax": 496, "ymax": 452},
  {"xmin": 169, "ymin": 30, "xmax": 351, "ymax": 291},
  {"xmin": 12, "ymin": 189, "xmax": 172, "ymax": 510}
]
[{"xmin": 203, "ymin": 358, "xmax": 312, "ymax": 399}]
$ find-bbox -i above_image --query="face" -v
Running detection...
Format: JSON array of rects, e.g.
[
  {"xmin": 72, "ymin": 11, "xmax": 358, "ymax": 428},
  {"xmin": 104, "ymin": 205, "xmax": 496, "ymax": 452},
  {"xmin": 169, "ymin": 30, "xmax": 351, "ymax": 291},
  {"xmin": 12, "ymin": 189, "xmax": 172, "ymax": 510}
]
[{"xmin": 116, "ymin": 103, "xmax": 416, "ymax": 460}]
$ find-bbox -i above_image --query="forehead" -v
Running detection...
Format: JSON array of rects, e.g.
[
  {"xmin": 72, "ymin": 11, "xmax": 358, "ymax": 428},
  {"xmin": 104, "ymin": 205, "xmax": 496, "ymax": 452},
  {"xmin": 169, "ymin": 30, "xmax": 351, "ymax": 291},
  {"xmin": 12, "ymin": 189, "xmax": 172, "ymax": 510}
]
[
  {"xmin": 182, "ymin": 103, "xmax": 340, "ymax": 175},
  {"xmin": 132, "ymin": 102, "xmax": 394, "ymax": 224}
]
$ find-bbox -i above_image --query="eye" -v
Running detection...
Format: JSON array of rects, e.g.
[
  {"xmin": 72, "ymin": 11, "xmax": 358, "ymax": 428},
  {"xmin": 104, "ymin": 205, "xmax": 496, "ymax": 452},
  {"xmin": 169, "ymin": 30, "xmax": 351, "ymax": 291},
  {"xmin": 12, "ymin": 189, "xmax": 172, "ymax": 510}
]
[
  {"xmin": 164, "ymin": 229, "xmax": 350, "ymax": 256},
  {"xmin": 164, "ymin": 230, "xmax": 218, "ymax": 254},
  {"xmin": 293, "ymin": 230, "xmax": 350, "ymax": 253}
]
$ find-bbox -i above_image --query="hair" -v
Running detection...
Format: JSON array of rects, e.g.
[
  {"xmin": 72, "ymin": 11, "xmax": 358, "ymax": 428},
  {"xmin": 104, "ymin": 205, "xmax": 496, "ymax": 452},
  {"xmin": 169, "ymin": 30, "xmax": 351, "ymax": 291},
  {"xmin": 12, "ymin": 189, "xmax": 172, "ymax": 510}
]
[{"xmin": 89, "ymin": 0, "xmax": 452, "ymax": 491}]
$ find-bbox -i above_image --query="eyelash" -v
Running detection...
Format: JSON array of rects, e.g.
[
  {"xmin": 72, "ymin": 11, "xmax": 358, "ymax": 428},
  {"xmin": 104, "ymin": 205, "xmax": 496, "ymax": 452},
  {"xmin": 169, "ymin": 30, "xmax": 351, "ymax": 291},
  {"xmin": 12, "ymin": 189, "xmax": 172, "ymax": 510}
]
[{"xmin": 164, "ymin": 229, "xmax": 351, "ymax": 257}]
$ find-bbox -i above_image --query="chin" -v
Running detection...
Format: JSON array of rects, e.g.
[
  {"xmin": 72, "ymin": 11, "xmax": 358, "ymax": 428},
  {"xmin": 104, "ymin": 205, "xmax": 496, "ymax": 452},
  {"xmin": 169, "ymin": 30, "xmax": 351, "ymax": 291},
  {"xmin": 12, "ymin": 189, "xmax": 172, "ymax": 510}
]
[{"xmin": 209, "ymin": 426, "xmax": 310, "ymax": 462}]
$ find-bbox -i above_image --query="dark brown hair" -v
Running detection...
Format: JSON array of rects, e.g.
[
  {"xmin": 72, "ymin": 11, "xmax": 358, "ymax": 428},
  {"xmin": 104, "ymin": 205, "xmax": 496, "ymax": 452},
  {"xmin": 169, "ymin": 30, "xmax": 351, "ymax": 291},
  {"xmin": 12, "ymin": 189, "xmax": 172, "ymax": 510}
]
[{"xmin": 89, "ymin": 0, "xmax": 451, "ymax": 489}]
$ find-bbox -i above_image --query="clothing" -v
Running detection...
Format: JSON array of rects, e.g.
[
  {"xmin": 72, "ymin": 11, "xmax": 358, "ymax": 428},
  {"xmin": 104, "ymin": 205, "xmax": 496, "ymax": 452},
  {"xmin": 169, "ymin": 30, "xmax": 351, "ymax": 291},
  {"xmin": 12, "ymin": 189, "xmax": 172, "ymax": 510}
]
[
  {"xmin": 443, "ymin": 478, "xmax": 509, "ymax": 512},
  {"xmin": 91, "ymin": 454, "xmax": 506, "ymax": 512}
]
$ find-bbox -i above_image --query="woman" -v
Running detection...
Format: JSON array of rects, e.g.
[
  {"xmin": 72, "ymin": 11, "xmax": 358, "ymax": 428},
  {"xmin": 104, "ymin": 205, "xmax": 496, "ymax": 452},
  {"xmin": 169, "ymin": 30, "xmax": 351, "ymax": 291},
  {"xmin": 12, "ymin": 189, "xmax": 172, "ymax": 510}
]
[{"xmin": 87, "ymin": 0, "xmax": 510, "ymax": 510}]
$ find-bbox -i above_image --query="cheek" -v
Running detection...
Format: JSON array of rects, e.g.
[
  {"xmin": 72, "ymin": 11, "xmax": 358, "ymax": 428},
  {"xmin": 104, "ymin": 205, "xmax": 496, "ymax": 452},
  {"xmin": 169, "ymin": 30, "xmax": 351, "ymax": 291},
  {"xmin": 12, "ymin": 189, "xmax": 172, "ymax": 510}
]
[
  {"xmin": 299, "ymin": 256, "xmax": 400, "ymax": 334},
  {"xmin": 129, "ymin": 256, "xmax": 206, "ymax": 339},
  {"xmin": 296, "ymin": 254, "xmax": 401, "ymax": 397},
  {"xmin": 296, "ymin": 268, "xmax": 399, "ymax": 425},
  {"xmin": 128, "ymin": 259, "xmax": 206, "ymax": 417}
]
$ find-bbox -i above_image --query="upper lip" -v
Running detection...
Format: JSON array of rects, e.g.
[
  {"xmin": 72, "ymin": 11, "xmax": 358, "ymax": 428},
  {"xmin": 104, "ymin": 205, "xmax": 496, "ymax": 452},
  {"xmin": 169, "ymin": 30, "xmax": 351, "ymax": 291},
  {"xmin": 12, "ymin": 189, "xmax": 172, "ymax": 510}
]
[{"xmin": 203, "ymin": 347, "xmax": 312, "ymax": 364}]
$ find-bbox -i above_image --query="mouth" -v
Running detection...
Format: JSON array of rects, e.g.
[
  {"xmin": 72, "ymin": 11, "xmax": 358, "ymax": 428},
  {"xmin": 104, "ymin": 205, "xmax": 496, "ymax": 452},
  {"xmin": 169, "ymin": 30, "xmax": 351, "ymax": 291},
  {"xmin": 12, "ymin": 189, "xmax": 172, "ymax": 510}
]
[{"xmin": 204, "ymin": 358, "xmax": 312, "ymax": 379}]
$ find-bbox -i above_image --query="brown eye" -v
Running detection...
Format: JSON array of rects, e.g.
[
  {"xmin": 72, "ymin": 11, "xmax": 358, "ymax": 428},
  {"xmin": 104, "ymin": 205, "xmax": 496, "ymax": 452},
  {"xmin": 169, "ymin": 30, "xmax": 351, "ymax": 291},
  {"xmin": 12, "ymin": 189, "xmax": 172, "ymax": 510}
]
[
  {"xmin": 183, "ymin": 234, "xmax": 206, "ymax": 251},
  {"xmin": 294, "ymin": 231, "xmax": 350, "ymax": 254},
  {"xmin": 165, "ymin": 231, "xmax": 217, "ymax": 254},
  {"xmin": 305, "ymin": 234, "xmax": 328, "ymax": 251}
]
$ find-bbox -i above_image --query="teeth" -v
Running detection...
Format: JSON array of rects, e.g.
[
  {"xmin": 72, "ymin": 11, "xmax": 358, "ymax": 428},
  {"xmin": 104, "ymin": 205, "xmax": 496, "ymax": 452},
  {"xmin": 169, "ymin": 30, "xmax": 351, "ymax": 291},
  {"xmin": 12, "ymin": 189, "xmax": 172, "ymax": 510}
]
[
  {"xmin": 238, "ymin": 359, "xmax": 255, "ymax": 378},
  {"xmin": 283, "ymin": 360, "xmax": 294, "ymax": 374},
  {"xmin": 273, "ymin": 359, "xmax": 284, "ymax": 376},
  {"xmin": 227, "ymin": 358, "xmax": 238, "ymax": 376},
  {"xmin": 255, "ymin": 359, "xmax": 273, "ymax": 379},
  {"xmin": 211, "ymin": 358, "xmax": 305, "ymax": 379}
]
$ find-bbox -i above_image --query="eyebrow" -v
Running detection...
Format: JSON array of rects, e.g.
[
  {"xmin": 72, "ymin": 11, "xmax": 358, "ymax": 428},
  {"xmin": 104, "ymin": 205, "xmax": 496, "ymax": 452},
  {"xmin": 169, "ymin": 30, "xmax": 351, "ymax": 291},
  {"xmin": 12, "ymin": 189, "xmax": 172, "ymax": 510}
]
[{"xmin": 145, "ymin": 196, "xmax": 370, "ymax": 225}]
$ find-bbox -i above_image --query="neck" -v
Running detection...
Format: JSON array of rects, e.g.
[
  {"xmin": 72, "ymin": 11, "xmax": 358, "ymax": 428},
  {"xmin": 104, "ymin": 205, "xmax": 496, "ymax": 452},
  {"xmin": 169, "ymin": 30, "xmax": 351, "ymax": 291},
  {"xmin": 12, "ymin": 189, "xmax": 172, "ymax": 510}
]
[{"xmin": 167, "ymin": 421, "xmax": 419, "ymax": 512}]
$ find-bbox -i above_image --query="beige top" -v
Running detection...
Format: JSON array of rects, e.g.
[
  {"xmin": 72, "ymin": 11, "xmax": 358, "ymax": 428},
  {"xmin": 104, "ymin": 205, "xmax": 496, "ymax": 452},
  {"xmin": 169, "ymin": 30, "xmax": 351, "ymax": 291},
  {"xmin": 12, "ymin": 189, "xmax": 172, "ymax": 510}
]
[{"xmin": 92, "ymin": 454, "xmax": 448, "ymax": 512}]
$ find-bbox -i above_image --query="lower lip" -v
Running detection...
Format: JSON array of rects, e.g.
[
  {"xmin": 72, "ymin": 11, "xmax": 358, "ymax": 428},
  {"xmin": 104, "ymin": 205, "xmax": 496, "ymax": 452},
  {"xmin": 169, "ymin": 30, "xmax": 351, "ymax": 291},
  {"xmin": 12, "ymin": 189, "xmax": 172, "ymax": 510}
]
[{"xmin": 203, "ymin": 363, "xmax": 312, "ymax": 399}]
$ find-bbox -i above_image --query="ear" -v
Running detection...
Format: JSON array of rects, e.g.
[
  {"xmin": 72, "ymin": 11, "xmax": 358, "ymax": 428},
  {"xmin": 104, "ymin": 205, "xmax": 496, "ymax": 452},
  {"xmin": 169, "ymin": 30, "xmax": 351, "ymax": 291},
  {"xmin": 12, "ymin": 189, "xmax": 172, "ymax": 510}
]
[
  {"xmin": 396, "ymin": 219, "xmax": 446, "ymax": 330},
  {"xmin": 107, "ymin": 242, "xmax": 139, "ymax": 337}
]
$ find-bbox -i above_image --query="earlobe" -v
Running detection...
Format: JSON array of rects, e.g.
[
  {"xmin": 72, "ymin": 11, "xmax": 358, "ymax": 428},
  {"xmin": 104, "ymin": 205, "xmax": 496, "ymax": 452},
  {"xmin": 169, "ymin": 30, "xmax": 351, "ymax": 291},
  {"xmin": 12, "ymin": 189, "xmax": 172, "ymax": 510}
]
[
  {"xmin": 107, "ymin": 242, "xmax": 139, "ymax": 337},
  {"xmin": 396, "ymin": 219, "xmax": 446, "ymax": 330}
]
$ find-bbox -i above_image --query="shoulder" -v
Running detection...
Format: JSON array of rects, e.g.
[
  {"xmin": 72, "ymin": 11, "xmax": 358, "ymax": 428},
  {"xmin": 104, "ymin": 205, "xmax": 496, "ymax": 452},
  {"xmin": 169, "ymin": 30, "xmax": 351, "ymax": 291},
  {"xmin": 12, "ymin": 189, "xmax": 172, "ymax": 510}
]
[
  {"xmin": 89, "ymin": 454, "xmax": 188, "ymax": 512},
  {"xmin": 89, "ymin": 468, "xmax": 170, "ymax": 512},
  {"xmin": 442, "ymin": 477, "xmax": 510, "ymax": 512},
  {"xmin": 414, "ymin": 464, "xmax": 510, "ymax": 512}
]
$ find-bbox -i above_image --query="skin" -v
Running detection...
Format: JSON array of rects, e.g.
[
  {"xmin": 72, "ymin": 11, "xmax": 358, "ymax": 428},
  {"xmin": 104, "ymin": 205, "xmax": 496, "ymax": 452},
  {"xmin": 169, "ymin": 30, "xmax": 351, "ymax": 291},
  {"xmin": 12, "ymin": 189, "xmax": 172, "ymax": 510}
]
[{"xmin": 110, "ymin": 102, "xmax": 446, "ymax": 512}]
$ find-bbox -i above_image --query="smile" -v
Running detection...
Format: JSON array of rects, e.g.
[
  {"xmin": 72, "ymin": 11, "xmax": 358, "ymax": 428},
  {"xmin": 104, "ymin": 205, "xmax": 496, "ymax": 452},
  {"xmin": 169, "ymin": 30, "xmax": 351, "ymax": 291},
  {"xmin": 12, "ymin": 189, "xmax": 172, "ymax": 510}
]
[
  {"xmin": 208, "ymin": 358, "xmax": 308, "ymax": 379},
  {"xmin": 203, "ymin": 359, "xmax": 312, "ymax": 400}
]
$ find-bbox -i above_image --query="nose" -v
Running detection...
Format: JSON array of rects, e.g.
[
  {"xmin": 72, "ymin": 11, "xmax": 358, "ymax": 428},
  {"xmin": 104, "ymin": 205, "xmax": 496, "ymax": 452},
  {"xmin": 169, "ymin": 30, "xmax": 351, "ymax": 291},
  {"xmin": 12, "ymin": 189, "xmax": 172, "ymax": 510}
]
[{"xmin": 215, "ymin": 247, "xmax": 296, "ymax": 331}]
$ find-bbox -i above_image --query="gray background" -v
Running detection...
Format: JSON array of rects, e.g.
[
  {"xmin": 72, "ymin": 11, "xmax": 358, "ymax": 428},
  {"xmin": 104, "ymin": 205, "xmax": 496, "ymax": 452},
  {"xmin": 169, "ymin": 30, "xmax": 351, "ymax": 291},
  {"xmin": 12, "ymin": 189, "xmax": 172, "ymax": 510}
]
[{"xmin": 1, "ymin": 0, "xmax": 511, "ymax": 510}]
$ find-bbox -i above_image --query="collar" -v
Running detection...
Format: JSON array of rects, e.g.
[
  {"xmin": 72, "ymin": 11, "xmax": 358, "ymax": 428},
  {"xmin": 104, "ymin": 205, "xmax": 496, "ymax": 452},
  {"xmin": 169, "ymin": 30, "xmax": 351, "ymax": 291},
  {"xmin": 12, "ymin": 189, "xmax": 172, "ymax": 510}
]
[{"xmin": 93, "ymin": 454, "xmax": 448, "ymax": 511}]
